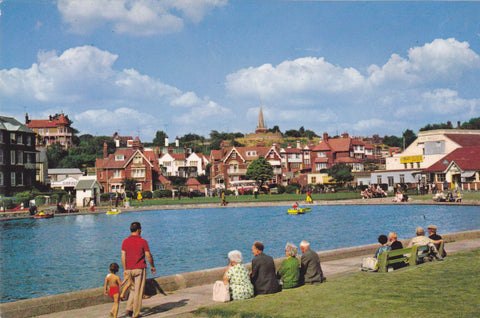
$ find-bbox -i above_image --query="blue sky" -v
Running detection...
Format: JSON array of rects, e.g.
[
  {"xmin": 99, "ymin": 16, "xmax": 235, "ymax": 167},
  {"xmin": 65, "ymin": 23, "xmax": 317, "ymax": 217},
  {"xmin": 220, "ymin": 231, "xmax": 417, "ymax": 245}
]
[{"xmin": 1, "ymin": 1, "xmax": 480, "ymax": 142}]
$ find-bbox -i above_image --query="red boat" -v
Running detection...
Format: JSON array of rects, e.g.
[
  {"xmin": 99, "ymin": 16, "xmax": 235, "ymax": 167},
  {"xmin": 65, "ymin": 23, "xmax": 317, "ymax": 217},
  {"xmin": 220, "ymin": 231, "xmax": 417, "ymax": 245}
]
[{"xmin": 34, "ymin": 213, "xmax": 54, "ymax": 219}]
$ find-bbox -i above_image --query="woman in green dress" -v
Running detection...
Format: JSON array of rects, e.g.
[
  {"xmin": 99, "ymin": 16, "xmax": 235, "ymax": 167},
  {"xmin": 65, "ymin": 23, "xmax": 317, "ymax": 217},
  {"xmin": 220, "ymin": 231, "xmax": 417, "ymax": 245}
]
[
  {"xmin": 277, "ymin": 242, "xmax": 300, "ymax": 289},
  {"xmin": 223, "ymin": 250, "xmax": 254, "ymax": 300}
]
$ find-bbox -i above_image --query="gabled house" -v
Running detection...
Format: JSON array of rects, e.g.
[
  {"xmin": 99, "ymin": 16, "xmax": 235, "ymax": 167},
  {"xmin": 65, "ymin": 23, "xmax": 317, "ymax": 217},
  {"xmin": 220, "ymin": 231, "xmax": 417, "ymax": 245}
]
[
  {"xmin": 25, "ymin": 113, "xmax": 74, "ymax": 149},
  {"xmin": 421, "ymin": 146, "xmax": 480, "ymax": 190},
  {"xmin": 311, "ymin": 132, "xmax": 364, "ymax": 172},
  {"xmin": 96, "ymin": 138, "xmax": 169, "ymax": 193},
  {"xmin": 210, "ymin": 144, "xmax": 282, "ymax": 189}
]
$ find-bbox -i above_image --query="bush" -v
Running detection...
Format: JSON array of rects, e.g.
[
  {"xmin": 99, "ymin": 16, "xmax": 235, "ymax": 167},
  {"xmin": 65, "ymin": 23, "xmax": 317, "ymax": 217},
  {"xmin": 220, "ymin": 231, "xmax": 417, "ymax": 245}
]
[
  {"xmin": 276, "ymin": 184, "xmax": 286, "ymax": 194},
  {"xmin": 0, "ymin": 198, "xmax": 15, "ymax": 210},
  {"xmin": 141, "ymin": 191, "xmax": 152, "ymax": 199},
  {"xmin": 50, "ymin": 193, "xmax": 61, "ymax": 204},
  {"xmin": 160, "ymin": 190, "xmax": 172, "ymax": 198},
  {"xmin": 285, "ymin": 184, "xmax": 301, "ymax": 194},
  {"xmin": 100, "ymin": 193, "xmax": 111, "ymax": 202},
  {"xmin": 152, "ymin": 190, "xmax": 162, "ymax": 198},
  {"xmin": 35, "ymin": 195, "xmax": 47, "ymax": 206},
  {"xmin": 125, "ymin": 191, "xmax": 134, "ymax": 199}
]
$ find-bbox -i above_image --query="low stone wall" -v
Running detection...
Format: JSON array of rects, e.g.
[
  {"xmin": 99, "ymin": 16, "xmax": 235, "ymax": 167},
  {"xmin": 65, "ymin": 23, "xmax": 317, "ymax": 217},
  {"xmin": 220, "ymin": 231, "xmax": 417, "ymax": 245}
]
[{"xmin": 2, "ymin": 229, "xmax": 479, "ymax": 318}]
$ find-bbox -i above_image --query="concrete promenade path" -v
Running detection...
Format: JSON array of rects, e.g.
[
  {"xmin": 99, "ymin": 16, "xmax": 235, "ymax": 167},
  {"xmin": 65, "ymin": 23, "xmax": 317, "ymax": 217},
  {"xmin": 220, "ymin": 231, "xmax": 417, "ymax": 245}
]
[{"xmin": 36, "ymin": 238, "xmax": 480, "ymax": 318}]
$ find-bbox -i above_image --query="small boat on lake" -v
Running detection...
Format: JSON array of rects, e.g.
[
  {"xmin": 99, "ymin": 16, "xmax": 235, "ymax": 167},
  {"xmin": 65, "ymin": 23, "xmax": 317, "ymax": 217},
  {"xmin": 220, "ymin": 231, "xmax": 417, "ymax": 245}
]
[
  {"xmin": 106, "ymin": 209, "xmax": 121, "ymax": 215},
  {"xmin": 287, "ymin": 207, "xmax": 311, "ymax": 215},
  {"xmin": 34, "ymin": 212, "xmax": 54, "ymax": 219}
]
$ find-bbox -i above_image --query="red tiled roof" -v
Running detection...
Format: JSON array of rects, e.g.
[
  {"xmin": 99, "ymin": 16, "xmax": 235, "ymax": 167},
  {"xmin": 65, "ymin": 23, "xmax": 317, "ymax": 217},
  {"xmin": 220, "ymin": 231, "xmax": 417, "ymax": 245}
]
[
  {"xmin": 211, "ymin": 150, "xmax": 223, "ymax": 160},
  {"xmin": 351, "ymin": 139, "xmax": 365, "ymax": 146},
  {"xmin": 445, "ymin": 134, "xmax": 480, "ymax": 147},
  {"xmin": 423, "ymin": 146, "xmax": 480, "ymax": 172},
  {"xmin": 101, "ymin": 148, "xmax": 136, "ymax": 169},
  {"xmin": 186, "ymin": 178, "xmax": 201, "ymax": 186},
  {"xmin": 312, "ymin": 141, "xmax": 331, "ymax": 151},
  {"xmin": 364, "ymin": 143, "xmax": 375, "ymax": 149},
  {"xmin": 328, "ymin": 138, "xmax": 351, "ymax": 152},
  {"xmin": 335, "ymin": 157, "xmax": 361, "ymax": 163}
]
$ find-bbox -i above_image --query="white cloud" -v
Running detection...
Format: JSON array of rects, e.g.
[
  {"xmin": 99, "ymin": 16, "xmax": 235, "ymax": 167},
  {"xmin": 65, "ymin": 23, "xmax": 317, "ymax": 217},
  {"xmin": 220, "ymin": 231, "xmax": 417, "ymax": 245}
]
[
  {"xmin": 57, "ymin": 0, "xmax": 227, "ymax": 35},
  {"xmin": 421, "ymin": 89, "xmax": 479, "ymax": 115}
]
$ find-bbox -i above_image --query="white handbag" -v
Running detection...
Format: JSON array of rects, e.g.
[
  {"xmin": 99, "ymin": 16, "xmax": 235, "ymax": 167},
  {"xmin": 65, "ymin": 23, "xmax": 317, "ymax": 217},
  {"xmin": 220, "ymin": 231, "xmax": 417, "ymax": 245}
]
[
  {"xmin": 212, "ymin": 280, "xmax": 230, "ymax": 302},
  {"xmin": 361, "ymin": 257, "xmax": 378, "ymax": 271}
]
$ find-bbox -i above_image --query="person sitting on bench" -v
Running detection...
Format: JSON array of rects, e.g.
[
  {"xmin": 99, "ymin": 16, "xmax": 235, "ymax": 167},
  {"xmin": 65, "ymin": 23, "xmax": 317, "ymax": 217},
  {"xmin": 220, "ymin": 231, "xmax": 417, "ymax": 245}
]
[{"xmin": 408, "ymin": 227, "xmax": 443, "ymax": 262}]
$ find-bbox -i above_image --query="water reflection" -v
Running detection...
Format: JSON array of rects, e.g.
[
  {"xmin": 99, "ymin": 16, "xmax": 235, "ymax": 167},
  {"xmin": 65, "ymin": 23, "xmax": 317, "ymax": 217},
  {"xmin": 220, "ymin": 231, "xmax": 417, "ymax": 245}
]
[{"xmin": 0, "ymin": 204, "xmax": 479, "ymax": 303}]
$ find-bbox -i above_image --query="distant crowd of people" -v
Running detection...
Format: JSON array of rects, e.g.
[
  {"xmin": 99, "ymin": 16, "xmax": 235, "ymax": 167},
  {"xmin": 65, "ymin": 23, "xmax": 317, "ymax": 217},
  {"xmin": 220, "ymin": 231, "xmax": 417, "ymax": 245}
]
[
  {"xmin": 363, "ymin": 225, "xmax": 446, "ymax": 272},
  {"xmin": 361, "ymin": 185, "xmax": 387, "ymax": 199},
  {"xmin": 433, "ymin": 190, "xmax": 462, "ymax": 202}
]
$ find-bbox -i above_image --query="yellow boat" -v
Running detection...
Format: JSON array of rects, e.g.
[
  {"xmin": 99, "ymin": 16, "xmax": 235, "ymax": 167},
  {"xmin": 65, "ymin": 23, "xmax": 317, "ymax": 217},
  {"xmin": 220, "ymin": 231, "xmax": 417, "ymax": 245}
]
[
  {"xmin": 287, "ymin": 207, "xmax": 311, "ymax": 214},
  {"xmin": 106, "ymin": 209, "xmax": 121, "ymax": 215}
]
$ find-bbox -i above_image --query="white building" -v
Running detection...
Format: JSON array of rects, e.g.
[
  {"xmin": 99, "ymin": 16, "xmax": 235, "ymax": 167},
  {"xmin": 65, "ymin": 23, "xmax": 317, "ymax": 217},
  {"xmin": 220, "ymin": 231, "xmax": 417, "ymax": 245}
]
[{"xmin": 75, "ymin": 176, "xmax": 101, "ymax": 207}]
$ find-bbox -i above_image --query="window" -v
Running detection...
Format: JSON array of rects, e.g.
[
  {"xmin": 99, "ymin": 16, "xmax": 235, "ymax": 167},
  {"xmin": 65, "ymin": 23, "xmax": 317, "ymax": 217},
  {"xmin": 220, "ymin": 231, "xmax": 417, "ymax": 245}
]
[
  {"xmin": 270, "ymin": 153, "xmax": 274, "ymax": 158},
  {"xmin": 132, "ymin": 169, "xmax": 145, "ymax": 178},
  {"xmin": 17, "ymin": 134, "xmax": 23, "ymax": 144},
  {"xmin": 135, "ymin": 183, "xmax": 142, "ymax": 191},
  {"xmin": 416, "ymin": 162, "xmax": 420, "ymax": 168},
  {"xmin": 311, "ymin": 176, "xmax": 317, "ymax": 184},
  {"xmin": 10, "ymin": 133, "xmax": 16, "ymax": 143},
  {"xmin": 388, "ymin": 176, "xmax": 394, "ymax": 187},
  {"xmin": 133, "ymin": 155, "xmax": 143, "ymax": 164},
  {"xmin": 318, "ymin": 152, "xmax": 326, "ymax": 158},
  {"xmin": 316, "ymin": 163, "xmax": 327, "ymax": 170},
  {"xmin": 232, "ymin": 152, "xmax": 236, "ymax": 159},
  {"xmin": 11, "ymin": 172, "xmax": 15, "ymax": 185},
  {"xmin": 27, "ymin": 135, "xmax": 31, "ymax": 146},
  {"xmin": 164, "ymin": 161, "xmax": 171, "ymax": 166},
  {"xmin": 190, "ymin": 161, "xmax": 198, "ymax": 166},
  {"xmin": 377, "ymin": 175, "xmax": 382, "ymax": 184},
  {"xmin": 10, "ymin": 150, "xmax": 15, "ymax": 164},
  {"xmin": 0, "ymin": 132, "xmax": 3, "ymax": 143},
  {"xmin": 18, "ymin": 172, "xmax": 23, "ymax": 185},
  {"xmin": 437, "ymin": 174, "xmax": 446, "ymax": 182},
  {"xmin": 0, "ymin": 172, "xmax": 3, "ymax": 185},
  {"xmin": 0, "ymin": 149, "xmax": 3, "ymax": 164},
  {"xmin": 115, "ymin": 154, "xmax": 125, "ymax": 161},
  {"xmin": 399, "ymin": 174, "xmax": 405, "ymax": 184},
  {"xmin": 113, "ymin": 170, "xmax": 122, "ymax": 178},
  {"xmin": 17, "ymin": 151, "xmax": 23, "ymax": 164},
  {"xmin": 305, "ymin": 159, "xmax": 310, "ymax": 165},
  {"xmin": 39, "ymin": 128, "xmax": 44, "ymax": 134}
]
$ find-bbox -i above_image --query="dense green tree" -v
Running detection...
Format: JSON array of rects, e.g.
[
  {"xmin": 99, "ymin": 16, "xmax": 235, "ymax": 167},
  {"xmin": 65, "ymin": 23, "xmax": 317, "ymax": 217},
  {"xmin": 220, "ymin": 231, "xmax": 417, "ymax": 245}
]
[
  {"xmin": 303, "ymin": 129, "xmax": 318, "ymax": 139},
  {"xmin": 402, "ymin": 129, "xmax": 417, "ymax": 149},
  {"xmin": 267, "ymin": 125, "xmax": 282, "ymax": 134},
  {"xmin": 246, "ymin": 156, "xmax": 273, "ymax": 187},
  {"xmin": 46, "ymin": 143, "xmax": 68, "ymax": 168},
  {"xmin": 122, "ymin": 178, "xmax": 137, "ymax": 192},
  {"xmin": 284, "ymin": 129, "xmax": 301, "ymax": 138},
  {"xmin": 420, "ymin": 121, "xmax": 453, "ymax": 131},
  {"xmin": 383, "ymin": 135, "xmax": 402, "ymax": 148},
  {"xmin": 327, "ymin": 163, "xmax": 353, "ymax": 184},
  {"xmin": 152, "ymin": 130, "xmax": 167, "ymax": 147},
  {"xmin": 461, "ymin": 117, "xmax": 480, "ymax": 130},
  {"xmin": 208, "ymin": 130, "xmax": 244, "ymax": 150}
]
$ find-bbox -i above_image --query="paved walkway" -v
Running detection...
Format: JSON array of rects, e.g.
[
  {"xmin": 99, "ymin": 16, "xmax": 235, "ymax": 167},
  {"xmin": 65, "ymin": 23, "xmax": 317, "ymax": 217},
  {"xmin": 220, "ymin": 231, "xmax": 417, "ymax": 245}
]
[{"xmin": 37, "ymin": 238, "xmax": 480, "ymax": 318}]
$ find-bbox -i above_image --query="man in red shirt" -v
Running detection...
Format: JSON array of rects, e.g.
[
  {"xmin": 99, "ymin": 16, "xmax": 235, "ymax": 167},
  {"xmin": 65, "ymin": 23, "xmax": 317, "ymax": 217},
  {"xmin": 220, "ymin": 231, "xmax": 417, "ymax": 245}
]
[{"xmin": 121, "ymin": 222, "xmax": 156, "ymax": 318}]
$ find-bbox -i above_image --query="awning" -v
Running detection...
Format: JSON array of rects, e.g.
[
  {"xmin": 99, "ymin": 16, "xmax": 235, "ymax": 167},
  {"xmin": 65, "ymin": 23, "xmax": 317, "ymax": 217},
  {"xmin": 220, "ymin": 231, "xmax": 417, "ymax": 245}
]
[{"xmin": 461, "ymin": 171, "xmax": 476, "ymax": 178}]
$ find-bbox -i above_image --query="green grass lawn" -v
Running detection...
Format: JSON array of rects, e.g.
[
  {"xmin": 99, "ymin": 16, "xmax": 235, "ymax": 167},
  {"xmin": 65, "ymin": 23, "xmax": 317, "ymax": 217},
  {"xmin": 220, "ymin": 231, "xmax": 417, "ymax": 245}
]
[
  {"xmin": 128, "ymin": 192, "xmax": 362, "ymax": 207},
  {"xmin": 195, "ymin": 248, "xmax": 480, "ymax": 318}
]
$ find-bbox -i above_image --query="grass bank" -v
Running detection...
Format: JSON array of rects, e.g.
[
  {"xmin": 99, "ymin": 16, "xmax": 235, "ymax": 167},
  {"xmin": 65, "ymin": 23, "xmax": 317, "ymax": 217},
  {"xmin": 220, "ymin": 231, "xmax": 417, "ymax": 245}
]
[
  {"xmin": 196, "ymin": 248, "xmax": 480, "ymax": 318},
  {"xmin": 129, "ymin": 192, "xmax": 362, "ymax": 207}
]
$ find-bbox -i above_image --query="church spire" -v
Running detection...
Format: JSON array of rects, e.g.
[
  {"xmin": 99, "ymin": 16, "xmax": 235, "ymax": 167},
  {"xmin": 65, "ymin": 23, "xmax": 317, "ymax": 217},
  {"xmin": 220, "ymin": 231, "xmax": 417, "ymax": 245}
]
[{"xmin": 255, "ymin": 105, "xmax": 267, "ymax": 134}]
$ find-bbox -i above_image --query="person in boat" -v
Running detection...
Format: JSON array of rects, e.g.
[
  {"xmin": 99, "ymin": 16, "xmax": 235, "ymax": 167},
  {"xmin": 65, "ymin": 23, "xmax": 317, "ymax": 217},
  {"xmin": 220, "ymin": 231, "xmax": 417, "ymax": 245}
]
[{"xmin": 292, "ymin": 202, "xmax": 299, "ymax": 210}]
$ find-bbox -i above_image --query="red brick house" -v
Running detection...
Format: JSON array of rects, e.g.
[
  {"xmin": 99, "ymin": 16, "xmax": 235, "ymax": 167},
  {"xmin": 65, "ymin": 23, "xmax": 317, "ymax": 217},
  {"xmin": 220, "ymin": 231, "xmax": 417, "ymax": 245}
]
[{"xmin": 96, "ymin": 138, "xmax": 169, "ymax": 193}]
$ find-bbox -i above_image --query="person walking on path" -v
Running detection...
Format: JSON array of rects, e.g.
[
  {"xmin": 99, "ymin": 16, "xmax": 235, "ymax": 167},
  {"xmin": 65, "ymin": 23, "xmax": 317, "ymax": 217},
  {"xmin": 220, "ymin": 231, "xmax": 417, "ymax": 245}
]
[
  {"xmin": 104, "ymin": 262, "xmax": 124, "ymax": 318},
  {"xmin": 121, "ymin": 222, "xmax": 156, "ymax": 318}
]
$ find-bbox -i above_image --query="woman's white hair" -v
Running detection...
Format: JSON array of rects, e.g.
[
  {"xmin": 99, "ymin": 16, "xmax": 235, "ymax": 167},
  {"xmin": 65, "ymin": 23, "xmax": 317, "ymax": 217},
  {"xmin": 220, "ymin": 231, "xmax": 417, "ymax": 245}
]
[
  {"xmin": 228, "ymin": 250, "xmax": 243, "ymax": 264},
  {"xmin": 285, "ymin": 242, "xmax": 298, "ymax": 257}
]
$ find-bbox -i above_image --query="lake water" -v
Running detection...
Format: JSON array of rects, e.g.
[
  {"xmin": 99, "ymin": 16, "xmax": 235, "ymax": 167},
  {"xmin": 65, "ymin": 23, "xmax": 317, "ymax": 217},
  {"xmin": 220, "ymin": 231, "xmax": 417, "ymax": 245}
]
[{"xmin": 1, "ymin": 204, "xmax": 479, "ymax": 303}]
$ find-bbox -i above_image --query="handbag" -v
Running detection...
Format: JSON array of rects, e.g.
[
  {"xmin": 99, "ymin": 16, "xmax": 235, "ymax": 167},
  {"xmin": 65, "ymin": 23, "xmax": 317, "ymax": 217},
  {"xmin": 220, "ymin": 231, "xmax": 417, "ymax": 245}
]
[
  {"xmin": 212, "ymin": 280, "xmax": 230, "ymax": 302},
  {"xmin": 361, "ymin": 257, "xmax": 378, "ymax": 271}
]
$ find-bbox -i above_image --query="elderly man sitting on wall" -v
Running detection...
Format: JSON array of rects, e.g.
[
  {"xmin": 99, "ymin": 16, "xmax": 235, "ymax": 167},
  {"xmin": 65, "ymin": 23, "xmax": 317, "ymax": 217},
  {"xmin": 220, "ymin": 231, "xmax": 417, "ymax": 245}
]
[{"xmin": 408, "ymin": 227, "xmax": 444, "ymax": 262}]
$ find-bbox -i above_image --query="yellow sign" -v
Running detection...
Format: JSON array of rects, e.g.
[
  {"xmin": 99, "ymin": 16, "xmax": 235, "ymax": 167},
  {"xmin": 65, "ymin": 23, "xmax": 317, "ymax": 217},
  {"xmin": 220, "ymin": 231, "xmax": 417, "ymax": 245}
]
[{"xmin": 400, "ymin": 155, "xmax": 423, "ymax": 164}]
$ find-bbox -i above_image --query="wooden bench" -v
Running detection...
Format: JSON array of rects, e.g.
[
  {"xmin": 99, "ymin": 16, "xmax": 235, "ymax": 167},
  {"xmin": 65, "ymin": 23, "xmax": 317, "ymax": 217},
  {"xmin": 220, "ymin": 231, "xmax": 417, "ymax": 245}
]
[
  {"xmin": 377, "ymin": 242, "xmax": 445, "ymax": 272},
  {"xmin": 377, "ymin": 245, "xmax": 418, "ymax": 273}
]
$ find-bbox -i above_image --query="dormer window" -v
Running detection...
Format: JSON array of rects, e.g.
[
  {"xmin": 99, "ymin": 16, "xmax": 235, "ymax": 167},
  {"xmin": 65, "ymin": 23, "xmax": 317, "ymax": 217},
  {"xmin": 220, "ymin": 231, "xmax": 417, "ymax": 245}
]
[
  {"xmin": 232, "ymin": 152, "xmax": 236, "ymax": 159},
  {"xmin": 115, "ymin": 154, "xmax": 125, "ymax": 161}
]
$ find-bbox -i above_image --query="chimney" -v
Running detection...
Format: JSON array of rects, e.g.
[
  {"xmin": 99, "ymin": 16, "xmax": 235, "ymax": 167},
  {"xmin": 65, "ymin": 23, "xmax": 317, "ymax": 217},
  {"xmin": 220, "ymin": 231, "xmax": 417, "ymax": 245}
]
[
  {"xmin": 184, "ymin": 145, "xmax": 188, "ymax": 156},
  {"xmin": 155, "ymin": 146, "xmax": 160, "ymax": 156},
  {"xmin": 103, "ymin": 142, "xmax": 108, "ymax": 158},
  {"xmin": 165, "ymin": 135, "xmax": 169, "ymax": 147},
  {"xmin": 296, "ymin": 138, "xmax": 300, "ymax": 149},
  {"xmin": 457, "ymin": 121, "xmax": 461, "ymax": 128},
  {"xmin": 287, "ymin": 143, "xmax": 291, "ymax": 148},
  {"xmin": 323, "ymin": 132, "xmax": 328, "ymax": 142},
  {"xmin": 25, "ymin": 113, "xmax": 30, "ymax": 124},
  {"xmin": 169, "ymin": 146, "xmax": 173, "ymax": 154},
  {"xmin": 342, "ymin": 132, "xmax": 349, "ymax": 138},
  {"xmin": 175, "ymin": 136, "xmax": 179, "ymax": 147},
  {"xmin": 49, "ymin": 115, "xmax": 52, "ymax": 121}
]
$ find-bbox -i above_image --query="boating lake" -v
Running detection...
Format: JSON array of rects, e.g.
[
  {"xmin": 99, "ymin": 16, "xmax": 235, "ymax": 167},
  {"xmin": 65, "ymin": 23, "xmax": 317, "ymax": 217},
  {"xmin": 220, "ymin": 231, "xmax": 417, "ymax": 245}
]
[{"xmin": 1, "ymin": 204, "xmax": 479, "ymax": 303}]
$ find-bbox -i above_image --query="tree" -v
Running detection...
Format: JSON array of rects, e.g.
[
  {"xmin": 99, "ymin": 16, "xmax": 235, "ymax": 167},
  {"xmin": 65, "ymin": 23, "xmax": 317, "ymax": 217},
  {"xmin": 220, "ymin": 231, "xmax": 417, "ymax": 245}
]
[
  {"xmin": 327, "ymin": 163, "xmax": 353, "ymax": 184},
  {"xmin": 267, "ymin": 125, "xmax": 281, "ymax": 134},
  {"xmin": 402, "ymin": 129, "xmax": 417, "ymax": 149},
  {"xmin": 152, "ymin": 130, "xmax": 167, "ymax": 147},
  {"xmin": 383, "ymin": 135, "xmax": 402, "ymax": 148},
  {"xmin": 284, "ymin": 129, "xmax": 301, "ymax": 138},
  {"xmin": 122, "ymin": 178, "xmax": 137, "ymax": 192},
  {"xmin": 461, "ymin": 117, "xmax": 480, "ymax": 130},
  {"xmin": 246, "ymin": 156, "xmax": 273, "ymax": 187},
  {"xmin": 46, "ymin": 143, "xmax": 68, "ymax": 168}
]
